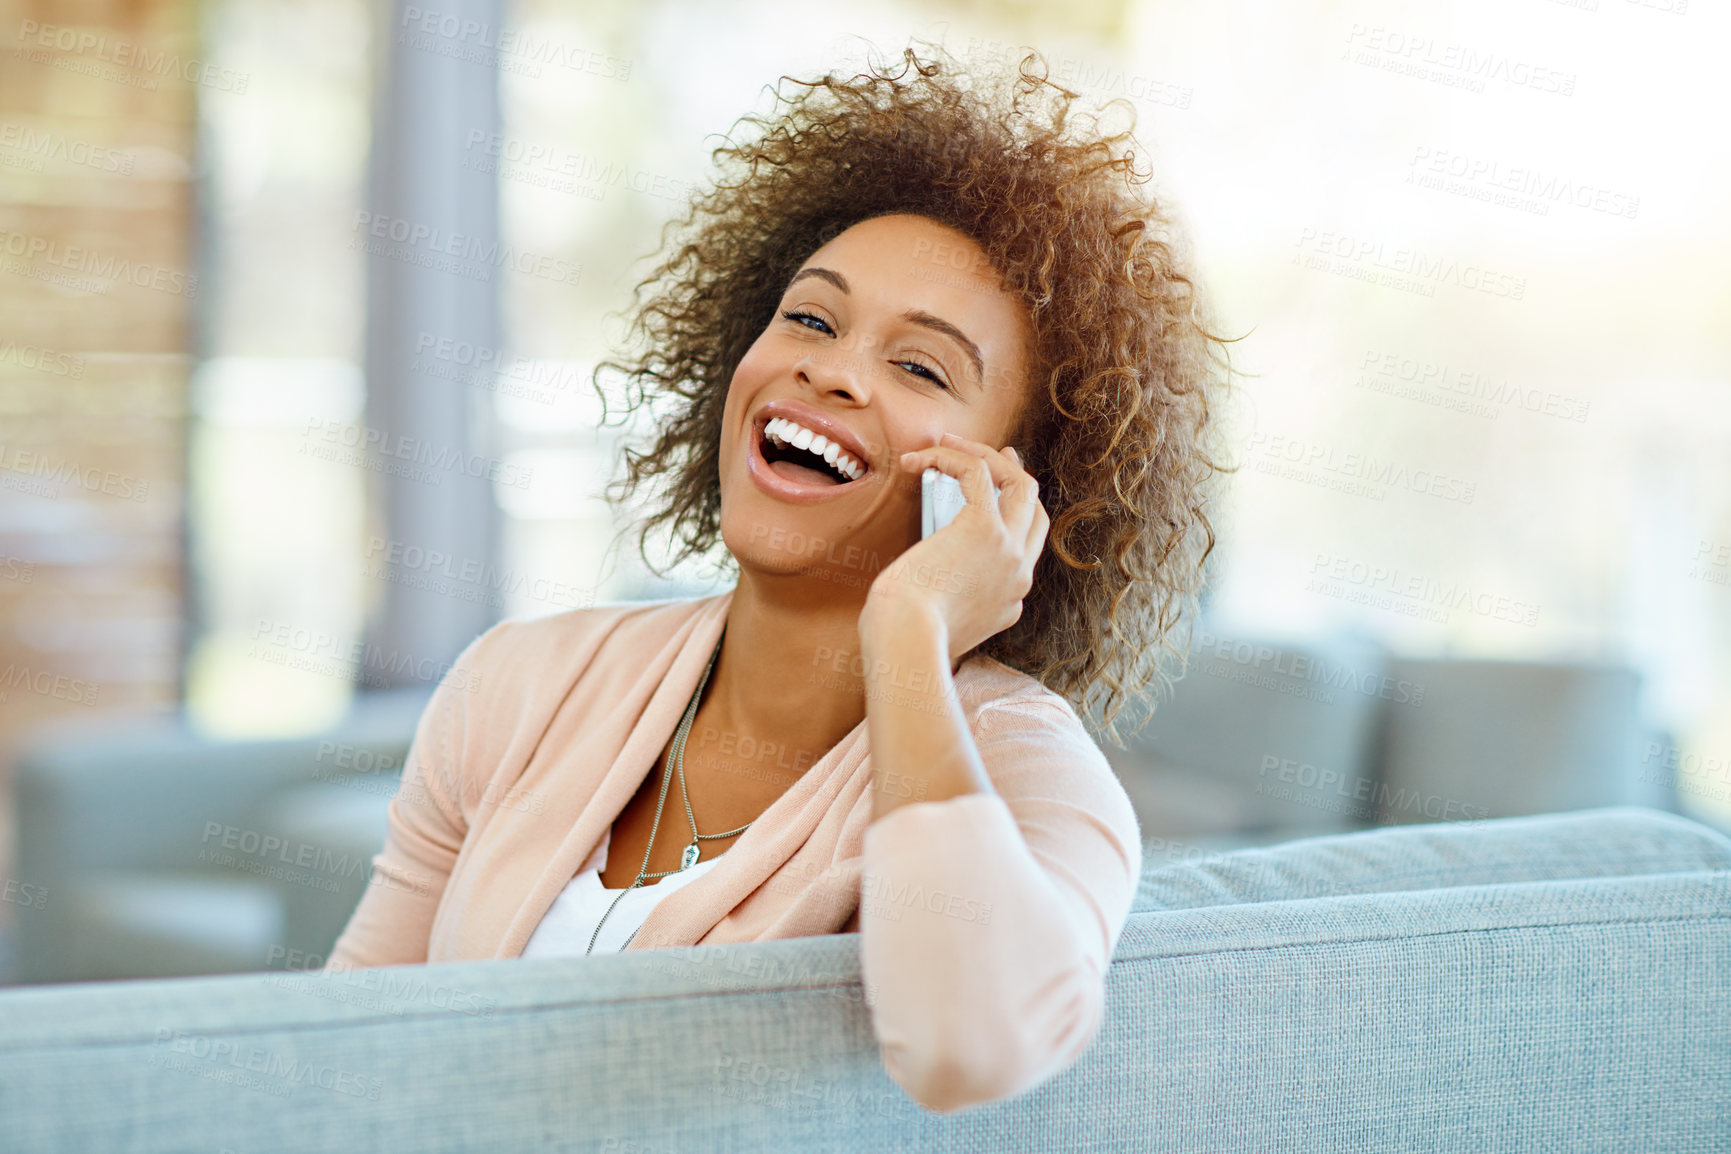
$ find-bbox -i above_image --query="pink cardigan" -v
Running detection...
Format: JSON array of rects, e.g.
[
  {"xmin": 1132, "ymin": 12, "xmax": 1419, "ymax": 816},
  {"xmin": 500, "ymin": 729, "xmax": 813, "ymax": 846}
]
[{"xmin": 326, "ymin": 591, "xmax": 1143, "ymax": 1111}]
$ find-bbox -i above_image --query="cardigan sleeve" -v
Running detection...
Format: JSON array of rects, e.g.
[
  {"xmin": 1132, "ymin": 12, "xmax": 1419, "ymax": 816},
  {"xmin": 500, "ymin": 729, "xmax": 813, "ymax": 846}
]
[
  {"xmin": 857, "ymin": 695, "xmax": 1143, "ymax": 1113},
  {"xmin": 322, "ymin": 631, "xmax": 491, "ymax": 971}
]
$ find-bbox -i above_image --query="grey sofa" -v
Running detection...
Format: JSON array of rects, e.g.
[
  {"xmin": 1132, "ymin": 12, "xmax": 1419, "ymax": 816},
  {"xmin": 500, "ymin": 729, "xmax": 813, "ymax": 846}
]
[
  {"xmin": 10, "ymin": 641, "xmax": 1676, "ymax": 987},
  {"xmin": 7, "ymin": 690, "xmax": 427, "ymax": 984},
  {"xmin": 1106, "ymin": 633, "xmax": 1670, "ymax": 842},
  {"xmin": 2, "ymin": 806, "xmax": 1727, "ymax": 1152}
]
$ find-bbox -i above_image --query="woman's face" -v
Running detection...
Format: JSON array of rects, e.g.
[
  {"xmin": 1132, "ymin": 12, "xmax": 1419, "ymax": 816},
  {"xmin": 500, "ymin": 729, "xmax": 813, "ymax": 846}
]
[{"xmin": 718, "ymin": 213, "xmax": 1034, "ymax": 587}]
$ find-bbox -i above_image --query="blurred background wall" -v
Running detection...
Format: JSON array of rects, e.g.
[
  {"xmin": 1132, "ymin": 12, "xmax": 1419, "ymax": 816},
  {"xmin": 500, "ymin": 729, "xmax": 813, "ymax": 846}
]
[
  {"xmin": 1, "ymin": 0, "xmax": 1727, "ymax": 984},
  {"xmin": 1, "ymin": 0, "xmax": 198, "ymax": 921}
]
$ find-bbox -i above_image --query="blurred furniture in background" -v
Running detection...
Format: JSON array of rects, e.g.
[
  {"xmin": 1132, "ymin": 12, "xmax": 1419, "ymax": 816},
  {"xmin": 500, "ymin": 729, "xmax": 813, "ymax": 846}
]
[
  {"xmin": 1, "ymin": 807, "xmax": 1726, "ymax": 1151},
  {"xmin": 5, "ymin": 625, "xmax": 1684, "ymax": 986},
  {"xmin": 1105, "ymin": 629, "xmax": 1675, "ymax": 857},
  {"xmin": 1103, "ymin": 631, "xmax": 1393, "ymax": 842},
  {"xmin": 1378, "ymin": 657, "xmax": 1652, "ymax": 820},
  {"xmin": 7, "ymin": 689, "xmax": 428, "ymax": 985}
]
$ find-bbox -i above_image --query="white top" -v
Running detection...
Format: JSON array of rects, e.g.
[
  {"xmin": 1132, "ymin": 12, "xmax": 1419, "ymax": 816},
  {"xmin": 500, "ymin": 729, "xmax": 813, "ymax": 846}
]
[{"xmin": 521, "ymin": 829, "xmax": 724, "ymax": 957}]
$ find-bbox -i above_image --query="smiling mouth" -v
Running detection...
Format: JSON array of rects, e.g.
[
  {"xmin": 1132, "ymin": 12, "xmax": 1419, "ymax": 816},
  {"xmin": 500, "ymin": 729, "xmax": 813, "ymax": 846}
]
[{"xmin": 759, "ymin": 416, "xmax": 867, "ymax": 486}]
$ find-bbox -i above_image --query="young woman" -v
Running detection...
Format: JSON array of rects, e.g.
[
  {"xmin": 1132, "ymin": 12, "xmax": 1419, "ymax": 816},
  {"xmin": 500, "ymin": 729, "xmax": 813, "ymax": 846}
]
[{"xmin": 328, "ymin": 46, "xmax": 1229, "ymax": 1113}]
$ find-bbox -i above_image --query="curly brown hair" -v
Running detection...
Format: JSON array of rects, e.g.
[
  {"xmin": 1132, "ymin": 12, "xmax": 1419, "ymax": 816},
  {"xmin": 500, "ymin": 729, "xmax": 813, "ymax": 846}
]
[{"xmin": 595, "ymin": 43, "xmax": 1236, "ymax": 744}]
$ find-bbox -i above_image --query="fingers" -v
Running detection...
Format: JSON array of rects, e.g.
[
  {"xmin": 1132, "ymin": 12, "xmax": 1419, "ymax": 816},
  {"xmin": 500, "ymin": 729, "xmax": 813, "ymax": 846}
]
[
  {"xmin": 934, "ymin": 432, "xmax": 1020, "ymax": 489},
  {"xmin": 942, "ymin": 434, "xmax": 1043, "ymax": 540},
  {"xmin": 905, "ymin": 434, "xmax": 1043, "ymax": 539},
  {"xmin": 900, "ymin": 432, "xmax": 1048, "ymax": 572},
  {"xmin": 996, "ymin": 445, "xmax": 1042, "ymax": 542},
  {"xmin": 1023, "ymin": 495, "xmax": 1049, "ymax": 555},
  {"xmin": 900, "ymin": 444, "xmax": 999, "ymax": 515}
]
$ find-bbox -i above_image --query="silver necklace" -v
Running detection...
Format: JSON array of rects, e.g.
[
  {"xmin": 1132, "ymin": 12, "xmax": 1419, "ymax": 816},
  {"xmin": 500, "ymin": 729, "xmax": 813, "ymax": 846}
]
[{"xmin": 586, "ymin": 633, "xmax": 749, "ymax": 956}]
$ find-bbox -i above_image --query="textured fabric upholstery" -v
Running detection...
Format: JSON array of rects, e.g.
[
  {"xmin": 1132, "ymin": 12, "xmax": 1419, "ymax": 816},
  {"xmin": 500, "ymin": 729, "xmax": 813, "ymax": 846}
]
[
  {"xmin": 1133, "ymin": 805, "xmax": 1731, "ymax": 912},
  {"xmin": 1, "ymin": 807, "xmax": 1726, "ymax": 1152}
]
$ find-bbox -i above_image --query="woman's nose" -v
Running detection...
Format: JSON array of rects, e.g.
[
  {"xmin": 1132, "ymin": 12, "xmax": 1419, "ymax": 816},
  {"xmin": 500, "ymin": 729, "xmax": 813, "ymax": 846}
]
[{"xmin": 797, "ymin": 341, "xmax": 874, "ymax": 405}]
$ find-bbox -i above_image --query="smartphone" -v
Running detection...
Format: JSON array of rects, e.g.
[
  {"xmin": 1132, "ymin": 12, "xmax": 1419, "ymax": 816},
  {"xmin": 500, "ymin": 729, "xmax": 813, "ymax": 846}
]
[{"xmin": 921, "ymin": 468, "xmax": 1001, "ymax": 539}]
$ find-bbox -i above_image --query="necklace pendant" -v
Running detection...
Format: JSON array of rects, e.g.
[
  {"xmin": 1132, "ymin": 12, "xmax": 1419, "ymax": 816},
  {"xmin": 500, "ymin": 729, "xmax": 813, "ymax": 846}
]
[{"xmin": 681, "ymin": 842, "xmax": 701, "ymax": 870}]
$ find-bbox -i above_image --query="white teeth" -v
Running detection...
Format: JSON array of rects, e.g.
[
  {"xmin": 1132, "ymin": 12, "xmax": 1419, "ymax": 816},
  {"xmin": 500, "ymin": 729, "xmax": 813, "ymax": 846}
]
[{"xmin": 760, "ymin": 414, "xmax": 866, "ymax": 480}]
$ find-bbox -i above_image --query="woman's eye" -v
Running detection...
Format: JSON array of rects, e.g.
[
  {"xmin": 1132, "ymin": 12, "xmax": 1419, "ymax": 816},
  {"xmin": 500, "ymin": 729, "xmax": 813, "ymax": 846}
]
[
  {"xmin": 781, "ymin": 309, "xmax": 832, "ymax": 335},
  {"xmin": 897, "ymin": 360, "xmax": 949, "ymax": 389},
  {"xmin": 781, "ymin": 309, "xmax": 947, "ymax": 389}
]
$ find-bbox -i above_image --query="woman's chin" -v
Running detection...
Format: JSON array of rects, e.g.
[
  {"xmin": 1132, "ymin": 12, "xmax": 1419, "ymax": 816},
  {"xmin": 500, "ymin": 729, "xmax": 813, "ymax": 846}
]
[{"xmin": 724, "ymin": 543, "xmax": 877, "ymax": 596}]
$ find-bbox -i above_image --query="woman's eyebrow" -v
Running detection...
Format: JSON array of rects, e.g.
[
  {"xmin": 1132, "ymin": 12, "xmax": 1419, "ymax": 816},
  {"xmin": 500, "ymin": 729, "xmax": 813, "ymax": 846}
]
[
  {"xmin": 900, "ymin": 309, "xmax": 983, "ymax": 383},
  {"xmin": 788, "ymin": 266, "xmax": 848, "ymax": 293},
  {"xmin": 786, "ymin": 266, "xmax": 985, "ymax": 384}
]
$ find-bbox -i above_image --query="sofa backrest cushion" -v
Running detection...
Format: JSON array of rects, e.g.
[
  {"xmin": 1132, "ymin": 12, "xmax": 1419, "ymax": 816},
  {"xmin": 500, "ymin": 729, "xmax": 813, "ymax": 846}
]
[{"xmin": 1133, "ymin": 805, "xmax": 1731, "ymax": 912}]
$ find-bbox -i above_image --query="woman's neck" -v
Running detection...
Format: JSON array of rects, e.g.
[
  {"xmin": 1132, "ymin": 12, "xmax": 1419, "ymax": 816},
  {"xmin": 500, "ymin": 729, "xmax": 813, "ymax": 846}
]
[{"xmin": 702, "ymin": 571, "xmax": 872, "ymax": 770}]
